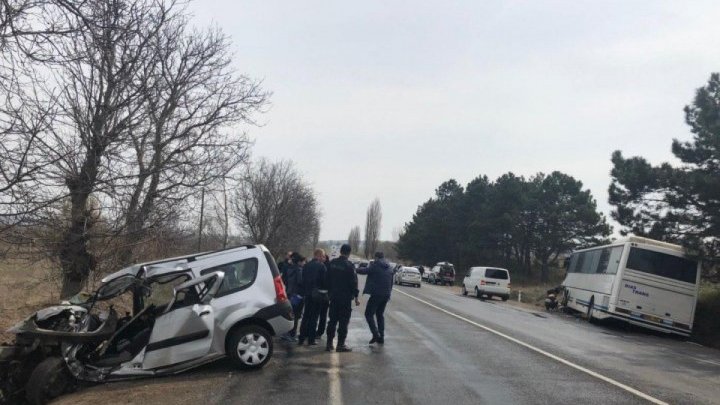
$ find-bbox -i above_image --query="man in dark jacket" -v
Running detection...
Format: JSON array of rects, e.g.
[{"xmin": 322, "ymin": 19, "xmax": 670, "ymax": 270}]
[
  {"xmin": 278, "ymin": 251, "xmax": 292, "ymax": 280},
  {"xmin": 363, "ymin": 252, "xmax": 393, "ymax": 344},
  {"xmin": 298, "ymin": 248, "xmax": 327, "ymax": 346},
  {"xmin": 316, "ymin": 254, "xmax": 331, "ymax": 338},
  {"xmin": 281, "ymin": 252, "xmax": 304, "ymax": 342},
  {"xmin": 325, "ymin": 244, "xmax": 359, "ymax": 352}
]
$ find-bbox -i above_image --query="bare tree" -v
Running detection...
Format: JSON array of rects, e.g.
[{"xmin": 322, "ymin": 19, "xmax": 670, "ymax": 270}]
[
  {"xmin": 364, "ymin": 198, "xmax": 382, "ymax": 258},
  {"xmin": 348, "ymin": 225, "xmax": 361, "ymax": 254},
  {"xmin": 0, "ymin": 0, "xmax": 267, "ymax": 297},
  {"xmin": 115, "ymin": 16, "xmax": 266, "ymax": 263},
  {"xmin": 232, "ymin": 159, "xmax": 321, "ymax": 256}
]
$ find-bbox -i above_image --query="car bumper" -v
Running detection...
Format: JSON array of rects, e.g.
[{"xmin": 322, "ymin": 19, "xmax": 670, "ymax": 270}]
[{"xmin": 478, "ymin": 286, "xmax": 510, "ymax": 295}]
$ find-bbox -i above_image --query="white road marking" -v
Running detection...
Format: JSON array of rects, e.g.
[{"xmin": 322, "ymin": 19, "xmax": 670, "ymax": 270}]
[
  {"xmin": 328, "ymin": 351, "xmax": 343, "ymax": 405},
  {"xmin": 393, "ymin": 287, "xmax": 668, "ymax": 405}
]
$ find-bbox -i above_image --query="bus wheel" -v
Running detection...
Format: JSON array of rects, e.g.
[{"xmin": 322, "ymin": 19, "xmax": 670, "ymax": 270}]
[{"xmin": 586, "ymin": 299, "xmax": 595, "ymax": 323}]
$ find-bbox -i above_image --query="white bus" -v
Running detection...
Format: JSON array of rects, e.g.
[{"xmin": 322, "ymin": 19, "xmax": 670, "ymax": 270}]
[{"xmin": 562, "ymin": 236, "xmax": 700, "ymax": 336}]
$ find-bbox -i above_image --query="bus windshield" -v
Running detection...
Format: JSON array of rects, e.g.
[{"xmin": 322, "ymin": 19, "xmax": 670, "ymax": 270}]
[{"xmin": 625, "ymin": 247, "xmax": 698, "ymax": 284}]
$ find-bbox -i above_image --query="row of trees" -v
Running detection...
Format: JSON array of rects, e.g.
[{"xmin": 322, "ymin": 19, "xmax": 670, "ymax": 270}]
[
  {"xmin": 609, "ymin": 73, "xmax": 720, "ymax": 279},
  {"xmin": 397, "ymin": 173, "xmax": 610, "ymax": 281},
  {"xmin": 0, "ymin": 1, "xmax": 321, "ymax": 296},
  {"xmin": 345, "ymin": 198, "xmax": 384, "ymax": 259}
]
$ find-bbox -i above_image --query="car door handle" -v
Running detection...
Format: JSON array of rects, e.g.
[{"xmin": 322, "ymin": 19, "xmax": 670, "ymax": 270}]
[{"xmin": 199, "ymin": 310, "xmax": 211, "ymax": 317}]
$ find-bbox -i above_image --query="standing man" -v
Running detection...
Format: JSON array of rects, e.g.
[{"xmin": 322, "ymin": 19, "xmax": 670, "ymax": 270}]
[
  {"xmin": 298, "ymin": 248, "xmax": 327, "ymax": 346},
  {"xmin": 325, "ymin": 244, "xmax": 359, "ymax": 352},
  {"xmin": 363, "ymin": 252, "xmax": 393, "ymax": 344},
  {"xmin": 316, "ymin": 254, "xmax": 331, "ymax": 339},
  {"xmin": 281, "ymin": 252, "xmax": 304, "ymax": 342},
  {"xmin": 278, "ymin": 251, "xmax": 293, "ymax": 281}
]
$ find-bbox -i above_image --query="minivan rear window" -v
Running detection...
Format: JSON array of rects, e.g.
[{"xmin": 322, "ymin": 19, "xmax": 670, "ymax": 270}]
[{"xmin": 485, "ymin": 268, "xmax": 508, "ymax": 279}]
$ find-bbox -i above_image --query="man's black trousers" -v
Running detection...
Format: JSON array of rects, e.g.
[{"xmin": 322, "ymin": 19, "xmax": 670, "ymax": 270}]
[
  {"xmin": 365, "ymin": 294, "xmax": 389, "ymax": 339},
  {"xmin": 299, "ymin": 297, "xmax": 321, "ymax": 342},
  {"xmin": 316, "ymin": 300, "xmax": 329, "ymax": 336},
  {"xmin": 326, "ymin": 300, "xmax": 352, "ymax": 346}
]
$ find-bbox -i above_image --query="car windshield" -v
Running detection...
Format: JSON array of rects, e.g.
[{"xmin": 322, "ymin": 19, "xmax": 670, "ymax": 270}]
[{"xmin": 95, "ymin": 275, "xmax": 138, "ymax": 301}]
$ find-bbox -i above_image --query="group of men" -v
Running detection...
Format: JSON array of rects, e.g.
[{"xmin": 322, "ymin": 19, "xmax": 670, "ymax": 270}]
[{"xmin": 278, "ymin": 244, "xmax": 394, "ymax": 353}]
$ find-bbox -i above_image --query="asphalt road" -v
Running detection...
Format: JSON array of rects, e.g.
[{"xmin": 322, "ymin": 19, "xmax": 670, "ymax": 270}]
[{"xmin": 56, "ymin": 276, "xmax": 720, "ymax": 405}]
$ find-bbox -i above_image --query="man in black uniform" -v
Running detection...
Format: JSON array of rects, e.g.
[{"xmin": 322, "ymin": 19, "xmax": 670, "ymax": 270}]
[
  {"xmin": 325, "ymin": 244, "xmax": 359, "ymax": 352},
  {"xmin": 298, "ymin": 248, "xmax": 327, "ymax": 346}
]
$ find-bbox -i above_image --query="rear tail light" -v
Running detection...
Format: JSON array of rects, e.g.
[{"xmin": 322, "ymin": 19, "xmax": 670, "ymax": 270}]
[
  {"xmin": 480, "ymin": 280, "xmax": 486, "ymax": 285},
  {"xmin": 273, "ymin": 275, "xmax": 288, "ymax": 303},
  {"xmin": 507, "ymin": 283, "xmax": 511, "ymax": 289}
]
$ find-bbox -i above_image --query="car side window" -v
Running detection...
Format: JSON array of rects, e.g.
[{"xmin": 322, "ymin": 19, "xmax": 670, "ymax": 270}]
[{"xmin": 201, "ymin": 258, "xmax": 259, "ymax": 297}]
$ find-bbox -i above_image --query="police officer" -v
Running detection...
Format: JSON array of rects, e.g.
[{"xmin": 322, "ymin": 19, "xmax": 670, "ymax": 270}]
[{"xmin": 325, "ymin": 244, "xmax": 359, "ymax": 352}]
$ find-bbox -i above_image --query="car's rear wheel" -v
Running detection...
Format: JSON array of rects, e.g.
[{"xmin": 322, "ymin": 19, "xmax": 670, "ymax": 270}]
[
  {"xmin": 475, "ymin": 287, "xmax": 482, "ymax": 299},
  {"xmin": 228, "ymin": 325, "xmax": 273, "ymax": 370},
  {"xmin": 501, "ymin": 295, "xmax": 509, "ymax": 301},
  {"xmin": 26, "ymin": 357, "xmax": 74, "ymax": 405}
]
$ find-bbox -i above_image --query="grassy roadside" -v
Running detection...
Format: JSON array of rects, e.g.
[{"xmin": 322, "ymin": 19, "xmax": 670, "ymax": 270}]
[
  {"xmin": 0, "ymin": 259, "xmax": 59, "ymax": 343},
  {"xmin": 692, "ymin": 283, "xmax": 720, "ymax": 349}
]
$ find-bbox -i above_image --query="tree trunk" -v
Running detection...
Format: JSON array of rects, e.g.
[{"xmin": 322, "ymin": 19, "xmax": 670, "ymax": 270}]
[
  {"xmin": 58, "ymin": 190, "xmax": 95, "ymax": 298},
  {"xmin": 540, "ymin": 256, "xmax": 549, "ymax": 282}
]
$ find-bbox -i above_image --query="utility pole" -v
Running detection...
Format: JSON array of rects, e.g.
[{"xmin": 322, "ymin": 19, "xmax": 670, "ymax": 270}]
[{"xmin": 198, "ymin": 188, "xmax": 205, "ymax": 251}]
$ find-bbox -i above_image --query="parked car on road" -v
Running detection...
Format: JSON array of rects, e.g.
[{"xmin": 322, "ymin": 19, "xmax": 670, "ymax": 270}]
[
  {"xmin": 356, "ymin": 261, "xmax": 370, "ymax": 275},
  {"xmin": 428, "ymin": 262, "xmax": 456, "ymax": 286},
  {"xmin": 462, "ymin": 266, "xmax": 511, "ymax": 300},
  {"xmin": 0, "ymin": 245, "xmax": 293, "ymax": 405},
  {"xmin": 394, "ymin": 267, "xmax": 422, "ymax": 288}
]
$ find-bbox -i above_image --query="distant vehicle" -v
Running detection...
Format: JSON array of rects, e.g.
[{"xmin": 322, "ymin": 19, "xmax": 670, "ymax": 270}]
[
  {"xmin": 356, "ymin": 261, "xmax": 370, "ymax": 275},
  {"xmin": 428, "ymin": 262, "xmax": 455, "ymax": 286},
  {"xmin": 0, "ymin": 245, "xmax": 293, "ymax": 404},
  {"xmin": 392, "ymin": 263, "xmax": 403, "ymax": 274},
  {"xmin": 394, "ymin": 267, "xmax": 421, "ymax": 288},
  {"xmin": 462, "ymin": 267, "xmax": 511, "ymax": 301},
  {"xmin": 421, "ymin": 266, "xmax": 431, "ymax": 282},
  {"xmin": 562, "ymin": 236, "xmax": 700, "ymax": 336}
]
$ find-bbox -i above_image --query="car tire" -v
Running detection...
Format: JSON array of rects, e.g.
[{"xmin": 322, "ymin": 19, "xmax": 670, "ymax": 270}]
[
  {"xmin": 228, "ymin": 325, "xmax": 274, "ymax": 370},
  {"xmin": 26, "ymin": 357, "xmax": 74, "ymax": 405},
  {"xmin": 462, "ymin": 285, "xmax": 468, "ymax": 296},
  {"xmin": 475, "ymin": 287, "xmax": 482, "ymax": 299},
  {"xmin": 486, "ymin": 295, "xmax": 493, "ymax": 300},
  {"xmin": 417, "ymin": 284, "xmax": 421, "ymax": 288},
  {"xmin": 501, "ymin": 295, "xmax": 509, "ymax": 301}
]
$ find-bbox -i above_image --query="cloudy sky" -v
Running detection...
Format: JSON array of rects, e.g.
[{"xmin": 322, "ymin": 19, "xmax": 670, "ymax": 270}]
[{"xmin": 190, "ymin": 0, "xmax": 720, "ymax": 241}]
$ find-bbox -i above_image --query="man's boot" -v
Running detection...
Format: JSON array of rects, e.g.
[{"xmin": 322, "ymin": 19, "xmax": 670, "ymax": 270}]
[{"xmin": 335, "ymin": 339, "xmax": 352, "ymax": 352}]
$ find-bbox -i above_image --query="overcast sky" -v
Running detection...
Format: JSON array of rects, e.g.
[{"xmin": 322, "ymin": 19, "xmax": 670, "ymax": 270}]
[{"xmin": 190, "ymin": 1, "xmax": 720, "ymax": 241}]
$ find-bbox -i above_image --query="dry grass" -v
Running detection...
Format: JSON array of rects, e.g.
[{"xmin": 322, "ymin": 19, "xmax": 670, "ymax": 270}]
[{"xmin": 0, "ymin": 258, "xmax": 60, "ymax": 343}]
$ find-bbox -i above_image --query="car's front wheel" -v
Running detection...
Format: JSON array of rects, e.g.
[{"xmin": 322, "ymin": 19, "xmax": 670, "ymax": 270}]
[
  {"xmin": 228, "ymin": 325, "xmax": 273, "ymax": 370},
  {"xmin": 26, "ymin": 357, "xmax": 74, "ymax": 405}
]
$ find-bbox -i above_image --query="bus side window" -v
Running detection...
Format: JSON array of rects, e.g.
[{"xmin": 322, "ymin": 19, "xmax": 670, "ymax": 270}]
[
  {"xmin": 604, "ymin": 247, "xmax": 624, "ymax": 274},
  {"xmin": 596, "ymin": 248, "xmax": 611, "ymax": 273}
]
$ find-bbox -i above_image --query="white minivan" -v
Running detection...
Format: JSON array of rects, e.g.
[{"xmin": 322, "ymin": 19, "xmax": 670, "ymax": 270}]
[{"xmin": 462, "ymin": 267, "xmax": 511, "ymax": 301}]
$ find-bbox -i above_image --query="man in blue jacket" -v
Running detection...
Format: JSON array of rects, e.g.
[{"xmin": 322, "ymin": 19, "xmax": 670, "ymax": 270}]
[
  {"xmin": 281, "ymin": 252, "xmax": 304, "ymax": 342},
  {"xmin": 363, "ymin": 251, "xmax": 393, "ymax": 344}
]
